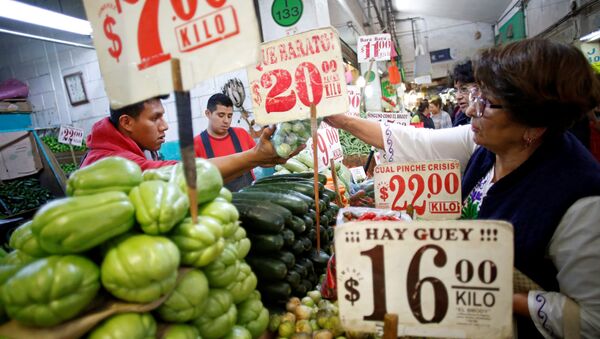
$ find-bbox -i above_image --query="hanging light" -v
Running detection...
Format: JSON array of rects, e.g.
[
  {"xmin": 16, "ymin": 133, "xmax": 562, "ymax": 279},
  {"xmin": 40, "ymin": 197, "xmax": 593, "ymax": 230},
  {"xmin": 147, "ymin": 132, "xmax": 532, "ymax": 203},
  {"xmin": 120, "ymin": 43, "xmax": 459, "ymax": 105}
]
[{"xmin": 0, "ymin": 0, "xmax": 92, "ymax": 36}]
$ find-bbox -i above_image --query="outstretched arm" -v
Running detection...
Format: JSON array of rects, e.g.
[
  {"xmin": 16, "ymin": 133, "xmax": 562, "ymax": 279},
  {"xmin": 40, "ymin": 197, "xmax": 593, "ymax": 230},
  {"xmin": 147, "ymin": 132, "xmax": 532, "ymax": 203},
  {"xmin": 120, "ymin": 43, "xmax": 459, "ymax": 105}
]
[
  {"xmin": 324, "ymin": 114, "xmax": 384, "ymax": 149},
  {"xmin": 209, "ymin": 126, "xmax": 305, "ymax": 183}
]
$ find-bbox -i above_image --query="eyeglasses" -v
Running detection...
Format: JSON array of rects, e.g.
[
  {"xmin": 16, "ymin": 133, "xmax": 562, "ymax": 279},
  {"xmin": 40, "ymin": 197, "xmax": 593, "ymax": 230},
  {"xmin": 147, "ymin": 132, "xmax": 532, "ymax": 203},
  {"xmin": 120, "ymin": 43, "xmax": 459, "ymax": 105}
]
[
  {"xmin": 471, "ymin": 95, "xmax": 504, "ymax": 117},
  {"xmin": 456, "ymin": 84, "xmax": 479, "ymax": 95}
]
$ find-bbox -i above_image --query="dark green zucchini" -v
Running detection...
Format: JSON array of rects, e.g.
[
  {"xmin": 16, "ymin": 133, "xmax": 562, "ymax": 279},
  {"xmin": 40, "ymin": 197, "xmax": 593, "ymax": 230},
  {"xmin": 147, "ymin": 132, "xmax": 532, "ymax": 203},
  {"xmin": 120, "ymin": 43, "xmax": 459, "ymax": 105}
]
[
  {"xmin": 296, "ymin": 258, "xmax": 315, "ymax": 276},
  {"xmin": 286, "ymin": 215, "xmax": 306, "ymax": 234},
  {"xmin": 302, "ymin": 215, "xmax": 313, "ymax": 229},
  {"xmin": 292, "ymin": 280, "xmax": 308, "ymax": 297},
  {"xmin": 241, "ymin": 186, "xmax": 315, "ymax": 209},
  {"xmin": 245, "ymin": 256, "xmax": 288, "ymax": 280},
  {"xmin": 301, "ymin": 237, "xmax": 312, "ymax": 252},
  {"xmin": 232, "ymin": 192, "xmax": 308, "ymax": 216},
  {"xmin": 254, "ymin": 173, "xmax": 327, "ymax": 185},
  {"xmin": 322, "ymin": 187, "xmax": 337, "ymax": 201},
  {"xmin": 232, "ymin": 202, "xmax": 285, "ymax": 234},
  {"xmin": 260, "ymin": 282, "xmax": 292, "ymax": 302},
  {"xmin": 292, "ymin": 264, "xmax": 308, "ymax": 278},
  {"xmin": 329, "ymin": 203, "xmax": 340, "ymax": 215},
  {"xmin": 309, "ymin": 249, "xmax": 331, "ymax": 271},
  {"xmin": 233, "ymin": 199, "xmax": 292, "ymax": 224},
  {"xmin": 289, "ymin": 239, "xmax": 305, "ymax": 256},
  {"xmin": 281, "ymin": 228, "xmax": 295, "ymax": 247},
  {"xmin": 276, "ymin": 251, "xmax": 296, "ymax": 269},
  {"xmin": 253, "ymin": 181, "xmax": 324, "ymax": 198},
  {"xmin": 248, "ymin": 233, "xmax": 284, "ymax": 252},
  {"xmin": 285, "ymin": 270, "xmax": 302, "ymax": 289}
]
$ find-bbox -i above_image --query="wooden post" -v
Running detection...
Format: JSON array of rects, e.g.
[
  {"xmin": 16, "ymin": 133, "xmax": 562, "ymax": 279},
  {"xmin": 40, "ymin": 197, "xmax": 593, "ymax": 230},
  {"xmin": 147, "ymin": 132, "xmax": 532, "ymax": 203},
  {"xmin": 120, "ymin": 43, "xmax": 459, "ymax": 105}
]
[
  {"xmin": 310, "ymin": 103, "xmax": 321, "ymax": 252},
  {"xmin": 69, "ymin": 145, "xmax": 77, "ymax": 165},
  {"xmin": 330, "ymin": 159, "xmax": 343, "ymax": 206},
  {"xmin": 383, "ymin": 313, "xmax": 398, "ymax": 339},
  {"xmin": 171, "ymin": 59, "xmax": 198, "ymax": 223}
]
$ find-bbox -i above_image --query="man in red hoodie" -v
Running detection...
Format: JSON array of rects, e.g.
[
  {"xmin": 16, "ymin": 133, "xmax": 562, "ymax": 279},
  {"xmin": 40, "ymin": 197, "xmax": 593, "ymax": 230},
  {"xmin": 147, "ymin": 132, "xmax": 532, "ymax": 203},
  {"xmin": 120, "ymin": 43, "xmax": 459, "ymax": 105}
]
[{"xmin": 82, "ymin": 96, "xmax": 299, "ymax": 182}]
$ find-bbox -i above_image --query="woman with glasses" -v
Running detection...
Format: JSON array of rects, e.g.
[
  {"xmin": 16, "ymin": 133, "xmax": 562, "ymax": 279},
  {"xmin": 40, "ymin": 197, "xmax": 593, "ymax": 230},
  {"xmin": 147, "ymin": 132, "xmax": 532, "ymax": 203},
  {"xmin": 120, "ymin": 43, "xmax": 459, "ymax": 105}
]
[{"xmin": 326, "ymin": 39, "xmax": 600, "ymax": 338}]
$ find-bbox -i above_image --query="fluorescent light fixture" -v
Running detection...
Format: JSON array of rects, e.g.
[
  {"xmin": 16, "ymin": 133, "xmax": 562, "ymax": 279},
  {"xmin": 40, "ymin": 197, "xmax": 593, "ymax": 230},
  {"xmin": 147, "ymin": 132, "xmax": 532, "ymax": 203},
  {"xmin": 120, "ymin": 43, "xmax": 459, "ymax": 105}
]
[
  {"xmin": 0, "ymin": 0, "xmax": 92, "ymax": 35},
  {"xmin": 580, "ymin": 29, "xmax": 600, "ymax": 42}
]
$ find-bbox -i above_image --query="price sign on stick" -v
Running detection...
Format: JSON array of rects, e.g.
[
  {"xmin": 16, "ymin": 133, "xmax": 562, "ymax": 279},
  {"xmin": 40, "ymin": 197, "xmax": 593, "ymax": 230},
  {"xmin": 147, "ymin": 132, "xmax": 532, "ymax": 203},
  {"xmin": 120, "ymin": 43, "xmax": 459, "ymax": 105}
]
[
  {"xmin": 358, "ymin": 34, "xmax": 392, "ymax": 63},
  {"xmin": 335, "ymin": 220, "xmax": 513, "ymax": 338},
  {"xmin": 305, "ymin": 122, "xmax": 343, "ymax": 170},
  {"xmin": 375, "ymin": 160, "xmax": 462, "ymax": 220},
  {"xmin": 347, "ymin": 85, "xmax": 361, "ymax": 117},
  {"xmin": 367, "ymin": 111, "xmax": 411, "ymax": 126},
  {"xmin": 248, "ymin": 27, "xmax": 348, "ymax": 124},
  {"xmin": 83, "ymin": 1, "xmax": 260, "ymax": 108},
  {"xmin": 58, "ymin": 125, "xmax": 84, "ymax": 147}
]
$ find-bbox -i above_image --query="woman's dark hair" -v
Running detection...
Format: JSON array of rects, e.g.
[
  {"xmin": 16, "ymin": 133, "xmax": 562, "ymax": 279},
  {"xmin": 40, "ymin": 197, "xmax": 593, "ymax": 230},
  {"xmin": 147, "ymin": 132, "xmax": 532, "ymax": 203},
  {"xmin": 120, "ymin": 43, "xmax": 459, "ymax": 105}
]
[
  {"xmin": 110, "ymin": 95, "xmax": 168, "ymax": 127},
  {"xmin": 417, "ymin": 99, "xmax": 429, "ymax": 114},
  {"xmin": 430, "ymin": 97, "xmax": 442, "ymax": 108},
  {"xmin": 475, "ymin": 39, "xmax": 600, "ymax": 134},
  {"xmin": 452, "ymin": 60, "xmax": 475, "ymax": 84}
]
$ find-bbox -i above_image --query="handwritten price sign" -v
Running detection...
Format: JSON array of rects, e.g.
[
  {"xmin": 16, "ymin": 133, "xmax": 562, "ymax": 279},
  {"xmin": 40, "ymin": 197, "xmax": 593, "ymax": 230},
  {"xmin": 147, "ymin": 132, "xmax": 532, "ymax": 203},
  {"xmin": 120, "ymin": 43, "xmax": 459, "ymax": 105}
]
[
  {"xmin": 248, "ymin": 27, "xmax": 348, "ymax": 124},
  {"xmin": 305, "ymin": 122, "xmax": 343, "ymax": 170},
  {"xmin": 58, "ymin": 125, "xmax": 84, "ymax": 147},
  {"xmin": 367, "ymin": 111, "xmax": 411, "ymax": 126},
  {"xmin": 375, "ymin": 160, "xmax": 461, "ymax": 220},
  {"xmin": 347, "ymin": 85, "xmax": 361, "ymax": 117},
  {"xmin": 335, "ymin": 220, "xmax": 513, "ymax": 338},
  {"xmin": 357, "ymin": 34, "xmax": 392, "ymax": 63},
  {"xmin": 83, "ymin": 0, "xmax": 260, "ymax": 108}
]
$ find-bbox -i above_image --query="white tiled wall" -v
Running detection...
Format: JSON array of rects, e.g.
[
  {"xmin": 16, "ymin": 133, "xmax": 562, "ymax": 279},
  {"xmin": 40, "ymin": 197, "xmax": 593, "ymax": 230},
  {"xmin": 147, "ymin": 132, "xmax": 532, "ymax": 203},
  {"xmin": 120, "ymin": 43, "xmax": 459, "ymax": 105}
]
[{"xmin": 0, "ymin": 35, "xmax": 253, "ymax": 143}]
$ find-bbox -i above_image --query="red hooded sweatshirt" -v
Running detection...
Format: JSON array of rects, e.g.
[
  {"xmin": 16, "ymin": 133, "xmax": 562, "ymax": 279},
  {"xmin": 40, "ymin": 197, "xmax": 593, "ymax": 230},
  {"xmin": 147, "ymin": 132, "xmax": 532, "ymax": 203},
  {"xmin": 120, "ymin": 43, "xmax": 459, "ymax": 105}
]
[{"xmin": 81, "ymin": 117, "xmax": 177, "ymax": 170}]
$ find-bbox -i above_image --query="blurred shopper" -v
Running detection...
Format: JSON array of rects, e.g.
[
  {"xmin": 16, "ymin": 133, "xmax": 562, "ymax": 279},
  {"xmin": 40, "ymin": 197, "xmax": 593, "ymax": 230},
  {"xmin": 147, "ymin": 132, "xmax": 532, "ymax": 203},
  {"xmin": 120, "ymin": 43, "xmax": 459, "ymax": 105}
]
[
  {"xmin": 410, "ymin": 99, "xmax": 435, "ymax": 128},
  {"xmin": 429, "ymin": 96, "xmax": 452, "ymax": 129},
  {"xmin": 452, "ymin": 60, "xmax": 475, "ymax": 126}
]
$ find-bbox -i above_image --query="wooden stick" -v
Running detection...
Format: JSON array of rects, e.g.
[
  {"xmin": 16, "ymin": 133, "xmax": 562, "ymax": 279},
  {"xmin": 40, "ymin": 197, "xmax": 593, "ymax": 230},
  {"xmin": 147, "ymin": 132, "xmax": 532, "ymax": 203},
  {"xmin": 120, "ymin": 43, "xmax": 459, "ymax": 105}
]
[
  {"xmin": 330, "ymin": 159, "xmax": 342, "ymax": 206},
  {"xmin": 171, "ymin": 59, "xmax": 198, "ymax": 223},
  {"xmin": 69, "ymin": 145, "xmax": 77, "ymax": 165},
  {"xmin": 311, "ymin": 103, "xmax": 321, "ymax": 253},
  {"xmin": 383, "ymin": 313, "xmax": 398, "ymax": 339}
]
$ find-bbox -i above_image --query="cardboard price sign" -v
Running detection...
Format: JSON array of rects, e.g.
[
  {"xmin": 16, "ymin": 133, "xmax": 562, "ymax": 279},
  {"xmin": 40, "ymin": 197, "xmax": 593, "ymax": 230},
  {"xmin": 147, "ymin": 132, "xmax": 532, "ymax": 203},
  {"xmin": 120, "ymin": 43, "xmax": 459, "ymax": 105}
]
[
  {"xmin": 58, "ymin": 125, "xmax": 84, "ymax": 147},
  {"xmin": 374, "ymin": 160, "xmax": 461, "ymax": 220},
  {"xmin": 357, "ymin": 34, "xmax": 392, "ymax": 63},
  {"xmin": 248, "ymin": 27, "xmax": 348, "ymax": 124},
  {"xmin": 305, "ymin": 122, "xmax": 343, "ymax": 170},
  {"xmin": 83, "ymin": 0, "xmax": 260, "ymax": 108},
  {"xmin": 335, "ymin": 220, "xmax": 513, "ymax": 338},
  {"xmin": 347, "ymin": 85, "xmax": 361, "ymax": 117},
  {"xmin": 367, "ymin": 111, "xmax": 411, "ymax": 126}
]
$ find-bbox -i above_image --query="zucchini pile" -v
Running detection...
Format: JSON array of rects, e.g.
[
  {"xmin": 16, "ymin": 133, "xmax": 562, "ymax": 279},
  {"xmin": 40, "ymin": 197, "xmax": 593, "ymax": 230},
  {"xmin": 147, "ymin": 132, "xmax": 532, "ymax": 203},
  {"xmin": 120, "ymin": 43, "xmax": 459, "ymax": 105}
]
[{"xmin": 232, "ymin": 173, "xmax": 338, "ymax": 306}]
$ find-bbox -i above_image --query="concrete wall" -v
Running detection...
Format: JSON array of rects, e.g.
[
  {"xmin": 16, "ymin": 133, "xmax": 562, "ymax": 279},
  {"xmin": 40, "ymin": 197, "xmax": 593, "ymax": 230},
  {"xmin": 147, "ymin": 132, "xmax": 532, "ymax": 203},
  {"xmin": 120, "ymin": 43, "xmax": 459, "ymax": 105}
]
[
  {"xmin": 394, "ymin": 14, "xmax": 495, "ymax": 81},
  {"xmin": 495, "ymin": 0, "xmax": 600, "ymax": 43}
]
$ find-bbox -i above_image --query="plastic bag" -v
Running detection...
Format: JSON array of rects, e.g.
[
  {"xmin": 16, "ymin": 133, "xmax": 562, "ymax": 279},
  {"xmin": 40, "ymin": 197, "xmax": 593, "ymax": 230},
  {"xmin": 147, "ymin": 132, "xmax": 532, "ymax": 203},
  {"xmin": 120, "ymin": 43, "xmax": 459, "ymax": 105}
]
[
  {"xmin": 336, "ymin": 207, "xmax": 411, "ymax": 225},
  {"xmin": 271, "ymin": 118, "xmax": 322, "ymax": 158},
  {"xmin": 0, "ymin": 79, "xmax": 29, "ymax": 100}
]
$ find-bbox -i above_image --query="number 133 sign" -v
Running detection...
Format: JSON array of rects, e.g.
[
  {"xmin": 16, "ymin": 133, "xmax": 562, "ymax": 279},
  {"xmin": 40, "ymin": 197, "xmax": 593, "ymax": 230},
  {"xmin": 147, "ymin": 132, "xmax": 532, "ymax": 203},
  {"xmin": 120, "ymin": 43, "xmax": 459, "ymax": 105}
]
[
  {"xmin": 248, "ymin": 27, "xmax": 348, "ymax": 124},
  {"xmin": 375, "ymin": 160, "xmax": 462, "ymax": 220}
]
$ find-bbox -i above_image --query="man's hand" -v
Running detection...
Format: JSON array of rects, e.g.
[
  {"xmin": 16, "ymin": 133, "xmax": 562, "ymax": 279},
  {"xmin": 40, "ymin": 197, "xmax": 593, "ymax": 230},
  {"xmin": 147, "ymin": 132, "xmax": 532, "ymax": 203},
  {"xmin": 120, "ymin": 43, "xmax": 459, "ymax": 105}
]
[{"xmin": 252, "ymin": 125, "xmax": 306, "ymax": 167}]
